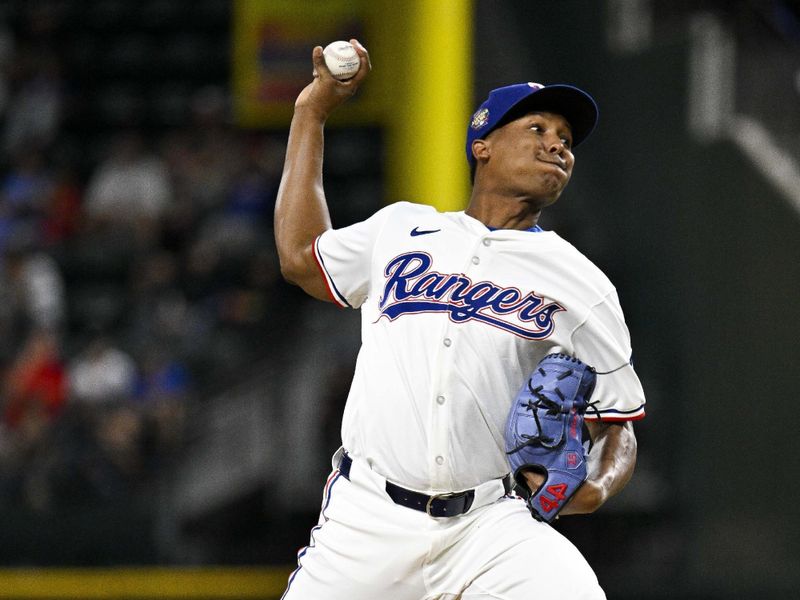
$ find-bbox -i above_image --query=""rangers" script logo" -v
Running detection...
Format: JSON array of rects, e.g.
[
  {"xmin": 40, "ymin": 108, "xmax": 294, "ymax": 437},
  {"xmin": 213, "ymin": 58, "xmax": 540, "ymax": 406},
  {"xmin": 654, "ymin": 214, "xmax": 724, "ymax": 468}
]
[{"xmin": 378, "ymin": 252, "xmax": 564, "ymax": 339}]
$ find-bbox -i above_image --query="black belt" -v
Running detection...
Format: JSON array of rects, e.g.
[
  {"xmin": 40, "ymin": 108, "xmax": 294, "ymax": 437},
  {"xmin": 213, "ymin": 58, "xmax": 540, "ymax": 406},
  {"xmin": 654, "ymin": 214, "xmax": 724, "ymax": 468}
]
[{"xmin": 338, "ymin": 451, "xmax": 511, "ymax": 518}]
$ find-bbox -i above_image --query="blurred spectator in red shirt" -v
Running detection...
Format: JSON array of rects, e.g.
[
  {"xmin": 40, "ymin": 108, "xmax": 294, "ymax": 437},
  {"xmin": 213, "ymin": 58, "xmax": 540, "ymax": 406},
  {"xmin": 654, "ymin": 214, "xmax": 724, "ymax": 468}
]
[{"xmin": 2, "ymin": 329, "xmax": 65, "ymax": 430}]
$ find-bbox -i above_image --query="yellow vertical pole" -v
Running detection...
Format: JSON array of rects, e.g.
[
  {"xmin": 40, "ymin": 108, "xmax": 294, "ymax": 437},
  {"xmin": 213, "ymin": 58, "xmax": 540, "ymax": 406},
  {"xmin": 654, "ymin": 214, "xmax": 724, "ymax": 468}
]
[{"xmin": 383, "ymin": 0, "xmax": 473, "ymax": 211}]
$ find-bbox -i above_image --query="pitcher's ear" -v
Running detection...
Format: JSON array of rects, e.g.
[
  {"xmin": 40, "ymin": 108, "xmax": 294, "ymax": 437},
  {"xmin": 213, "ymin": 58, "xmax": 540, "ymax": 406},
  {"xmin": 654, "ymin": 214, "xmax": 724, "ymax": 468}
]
[{"xmin": 472, "ymin": 138, "xmax": 490, "ymax": 164}]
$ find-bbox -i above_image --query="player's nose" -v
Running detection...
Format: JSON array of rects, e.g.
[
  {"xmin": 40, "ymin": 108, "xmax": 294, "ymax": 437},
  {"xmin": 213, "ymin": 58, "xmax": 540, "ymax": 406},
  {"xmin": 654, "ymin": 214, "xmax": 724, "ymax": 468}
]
[{"xmin": 546, "ymin": 135, "xmax": 567, "ymax": 156}]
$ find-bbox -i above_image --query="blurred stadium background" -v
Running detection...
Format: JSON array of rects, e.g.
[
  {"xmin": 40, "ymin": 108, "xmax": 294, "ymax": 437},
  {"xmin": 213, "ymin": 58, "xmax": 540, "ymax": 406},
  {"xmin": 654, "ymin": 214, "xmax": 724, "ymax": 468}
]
[{"xmin": 0, "ymin": 0, "xmax": 797, "ymax": 598}]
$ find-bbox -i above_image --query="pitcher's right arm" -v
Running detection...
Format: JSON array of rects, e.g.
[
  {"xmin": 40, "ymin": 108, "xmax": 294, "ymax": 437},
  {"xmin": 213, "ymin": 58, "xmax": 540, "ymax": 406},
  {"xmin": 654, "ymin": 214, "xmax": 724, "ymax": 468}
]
[{"xmin": 274, "ymin": 40, "xmax": 371, "ymax": 300}]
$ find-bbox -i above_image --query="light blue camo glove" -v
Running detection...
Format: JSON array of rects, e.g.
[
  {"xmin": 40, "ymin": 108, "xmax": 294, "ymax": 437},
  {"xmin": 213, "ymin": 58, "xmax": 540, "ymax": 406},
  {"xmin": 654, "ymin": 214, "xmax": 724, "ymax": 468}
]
[{"xmin": 505, "ymin": 353, "xmax": 598, "ymax": 522}]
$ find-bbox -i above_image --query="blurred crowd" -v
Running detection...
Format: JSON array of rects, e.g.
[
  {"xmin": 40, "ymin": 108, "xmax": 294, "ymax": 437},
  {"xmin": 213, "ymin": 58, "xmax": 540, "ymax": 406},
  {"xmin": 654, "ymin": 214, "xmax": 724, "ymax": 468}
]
[{"xmin": 0, "ymin": 10, "xmax": 291, "ymax": 515}]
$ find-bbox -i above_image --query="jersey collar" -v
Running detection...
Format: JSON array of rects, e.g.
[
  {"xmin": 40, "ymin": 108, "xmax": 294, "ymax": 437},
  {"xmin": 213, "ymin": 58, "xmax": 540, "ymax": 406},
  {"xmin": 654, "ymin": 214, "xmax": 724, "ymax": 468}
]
[{"xmin": 486, "ymin": 224, "xmax": 544, "ymax": 233}]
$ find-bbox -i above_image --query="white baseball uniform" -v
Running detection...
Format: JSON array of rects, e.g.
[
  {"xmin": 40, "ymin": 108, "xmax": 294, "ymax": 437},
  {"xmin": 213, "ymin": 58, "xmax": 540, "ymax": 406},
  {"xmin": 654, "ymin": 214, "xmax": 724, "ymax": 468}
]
[{"xmin": 282, "ymin": 201, "xmax": 645, "ymax": 600}]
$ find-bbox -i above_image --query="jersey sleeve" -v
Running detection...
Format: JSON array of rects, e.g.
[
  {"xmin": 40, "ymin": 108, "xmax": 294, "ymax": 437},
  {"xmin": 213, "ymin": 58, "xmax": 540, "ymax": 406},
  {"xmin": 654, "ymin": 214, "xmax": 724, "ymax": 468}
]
[
  {"xmin": 570, "ymin": 290, "xmax": 646, "ymax": 421},
  {"xmin": 314, "ymin": 204, "xmax": 396, "ymax": 309}
]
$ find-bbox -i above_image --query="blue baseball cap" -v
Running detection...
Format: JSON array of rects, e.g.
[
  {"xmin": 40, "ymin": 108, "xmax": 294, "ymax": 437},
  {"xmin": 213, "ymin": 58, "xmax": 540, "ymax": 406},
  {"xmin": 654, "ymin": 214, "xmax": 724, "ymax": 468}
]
[{"xmin": 466, "ymin": 82, "xmax": 599, "ymax": 168}]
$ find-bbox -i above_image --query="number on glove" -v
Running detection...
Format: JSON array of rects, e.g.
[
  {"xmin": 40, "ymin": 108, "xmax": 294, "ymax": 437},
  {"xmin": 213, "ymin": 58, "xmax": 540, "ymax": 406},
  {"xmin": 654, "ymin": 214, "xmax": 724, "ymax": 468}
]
[{"xmin": 538, "ymin": 483, "xmax": 569, "ymax": 513}]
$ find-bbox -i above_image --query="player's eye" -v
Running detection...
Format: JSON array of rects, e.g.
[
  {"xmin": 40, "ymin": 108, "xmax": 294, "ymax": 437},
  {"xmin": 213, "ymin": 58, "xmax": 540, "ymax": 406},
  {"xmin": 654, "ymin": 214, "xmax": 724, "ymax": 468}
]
[{"xmin": 561, "ymin": 137, "xmax": 572, "ymax": 149}]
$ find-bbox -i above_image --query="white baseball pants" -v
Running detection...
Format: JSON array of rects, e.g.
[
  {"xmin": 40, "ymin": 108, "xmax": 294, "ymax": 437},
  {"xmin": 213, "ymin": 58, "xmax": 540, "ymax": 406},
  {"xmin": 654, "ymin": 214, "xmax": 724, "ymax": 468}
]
[{"xmin": 281, "ymin": 449, "xmax": 605, "ymax": 600}]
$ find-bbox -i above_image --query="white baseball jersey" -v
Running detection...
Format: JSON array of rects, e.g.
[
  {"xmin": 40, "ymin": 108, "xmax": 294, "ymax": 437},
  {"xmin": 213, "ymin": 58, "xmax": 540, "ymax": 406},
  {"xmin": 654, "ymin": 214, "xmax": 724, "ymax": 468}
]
[{"xmin": 314, "ymin": 201, "xmax": 645, "ymax": 494}]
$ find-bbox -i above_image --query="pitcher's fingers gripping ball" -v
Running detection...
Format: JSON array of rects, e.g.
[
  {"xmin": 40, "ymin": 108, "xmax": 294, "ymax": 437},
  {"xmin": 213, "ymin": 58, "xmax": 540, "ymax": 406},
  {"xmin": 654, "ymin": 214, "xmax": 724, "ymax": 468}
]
[
  {"xmin": 323, "ymin": 40, "xmax": 361, "ymax": 80},
  {"xmin": 505, "ymin": 353, "xmax": 598, "ymax": 522}
]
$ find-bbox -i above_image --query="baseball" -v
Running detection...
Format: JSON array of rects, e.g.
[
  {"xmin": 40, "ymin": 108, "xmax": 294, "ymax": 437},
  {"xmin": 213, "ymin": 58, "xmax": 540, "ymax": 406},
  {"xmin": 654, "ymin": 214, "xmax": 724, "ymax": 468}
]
[{"xmin": 323, "ymin": 40, "xmax": 360, "ymax": 80}]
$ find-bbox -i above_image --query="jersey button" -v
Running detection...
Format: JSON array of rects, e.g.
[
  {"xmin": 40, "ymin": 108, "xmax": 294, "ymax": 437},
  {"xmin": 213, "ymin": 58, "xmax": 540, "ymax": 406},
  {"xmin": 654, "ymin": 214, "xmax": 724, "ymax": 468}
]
[
  {"xmin": 435, "ymin": 456, "xmax": 444, "ymax": 465},
  {"xmin": 471, "ymin": 256, "xmax": 480, "ymax": 265},
  {"xmin": 443, "ymin": 338, "xmax": 452, "ymax": 347},
  {"xmin": 482, "ymin": 239, "xmax": 491, "ymax": 247},
  {"xmin": 436, "ymin": 395, "xmax": 446, "ymax": 405}
]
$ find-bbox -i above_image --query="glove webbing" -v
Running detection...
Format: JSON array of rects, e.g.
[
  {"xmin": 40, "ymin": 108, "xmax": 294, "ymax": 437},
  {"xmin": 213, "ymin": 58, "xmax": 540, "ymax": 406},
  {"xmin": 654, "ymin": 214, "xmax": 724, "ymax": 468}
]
[{"xmin": 506, "ymin": 370, "xmax": 602, "ymax": 455}]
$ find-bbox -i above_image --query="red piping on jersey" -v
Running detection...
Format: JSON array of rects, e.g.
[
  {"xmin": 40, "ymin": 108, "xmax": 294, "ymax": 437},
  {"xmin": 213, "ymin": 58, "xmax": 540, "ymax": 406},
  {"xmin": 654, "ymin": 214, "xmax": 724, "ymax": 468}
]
[
  {"xmin": 312, "ymin": 235, "xmax": 346, "ymax": 308},
  {"xmin": 585, "ymin": 412, "xmax": 646, "ymax": 422}
]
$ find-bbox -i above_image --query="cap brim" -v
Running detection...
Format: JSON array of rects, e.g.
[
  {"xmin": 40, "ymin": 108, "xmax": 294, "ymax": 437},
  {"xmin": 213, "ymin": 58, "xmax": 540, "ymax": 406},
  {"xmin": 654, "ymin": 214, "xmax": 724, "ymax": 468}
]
[{"xmin": 500, "ymin": 84, "xmax": 598, "ymax": 148}]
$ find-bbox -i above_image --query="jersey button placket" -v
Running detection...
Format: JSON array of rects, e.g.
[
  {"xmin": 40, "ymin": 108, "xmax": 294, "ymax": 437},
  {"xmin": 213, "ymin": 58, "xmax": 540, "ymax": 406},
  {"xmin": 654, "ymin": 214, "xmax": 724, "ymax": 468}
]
[
  {"xmin": 467, "ymin": 237, "xmax": 492, "ymax": 272},
  {"xmin": 433, "ymin": 323, "xmax": 454, "ymax": 482}
]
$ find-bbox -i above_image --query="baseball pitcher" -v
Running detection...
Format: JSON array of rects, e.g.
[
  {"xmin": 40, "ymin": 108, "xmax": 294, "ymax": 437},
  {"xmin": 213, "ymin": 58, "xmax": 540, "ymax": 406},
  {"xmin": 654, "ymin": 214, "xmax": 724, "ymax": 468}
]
[{"xmin": 274, "ymin": 39, "xmax": 646, "ymax": 600}]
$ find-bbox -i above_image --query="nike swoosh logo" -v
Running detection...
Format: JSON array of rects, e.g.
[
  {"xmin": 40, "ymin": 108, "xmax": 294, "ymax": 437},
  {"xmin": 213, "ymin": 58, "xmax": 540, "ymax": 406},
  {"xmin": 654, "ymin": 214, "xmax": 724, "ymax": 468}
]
[{"xmin": 410, "ymin": 227, "xmax": 441, "ymax": 237}]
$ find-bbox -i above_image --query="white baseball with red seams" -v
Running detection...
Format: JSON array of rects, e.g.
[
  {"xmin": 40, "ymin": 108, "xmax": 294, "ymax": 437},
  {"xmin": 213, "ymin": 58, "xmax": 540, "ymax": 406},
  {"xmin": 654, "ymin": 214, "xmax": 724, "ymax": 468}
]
[{"xmin": 323, "ymin": 41, "xmax": 360, "ymax": 80}]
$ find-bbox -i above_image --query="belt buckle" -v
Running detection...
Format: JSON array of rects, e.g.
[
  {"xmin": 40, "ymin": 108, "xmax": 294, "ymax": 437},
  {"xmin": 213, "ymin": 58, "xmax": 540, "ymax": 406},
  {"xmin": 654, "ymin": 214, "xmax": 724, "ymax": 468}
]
[{"xmin": 425, "ymin": 492, "xmax": 461, "ymax": 516}]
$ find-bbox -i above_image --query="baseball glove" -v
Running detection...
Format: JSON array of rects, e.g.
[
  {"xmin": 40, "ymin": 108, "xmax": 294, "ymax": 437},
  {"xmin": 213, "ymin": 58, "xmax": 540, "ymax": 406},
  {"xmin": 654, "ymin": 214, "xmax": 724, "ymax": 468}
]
[{"xmin": 505, "ymin": 353, "xmax": 597, "ymax": 522}]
